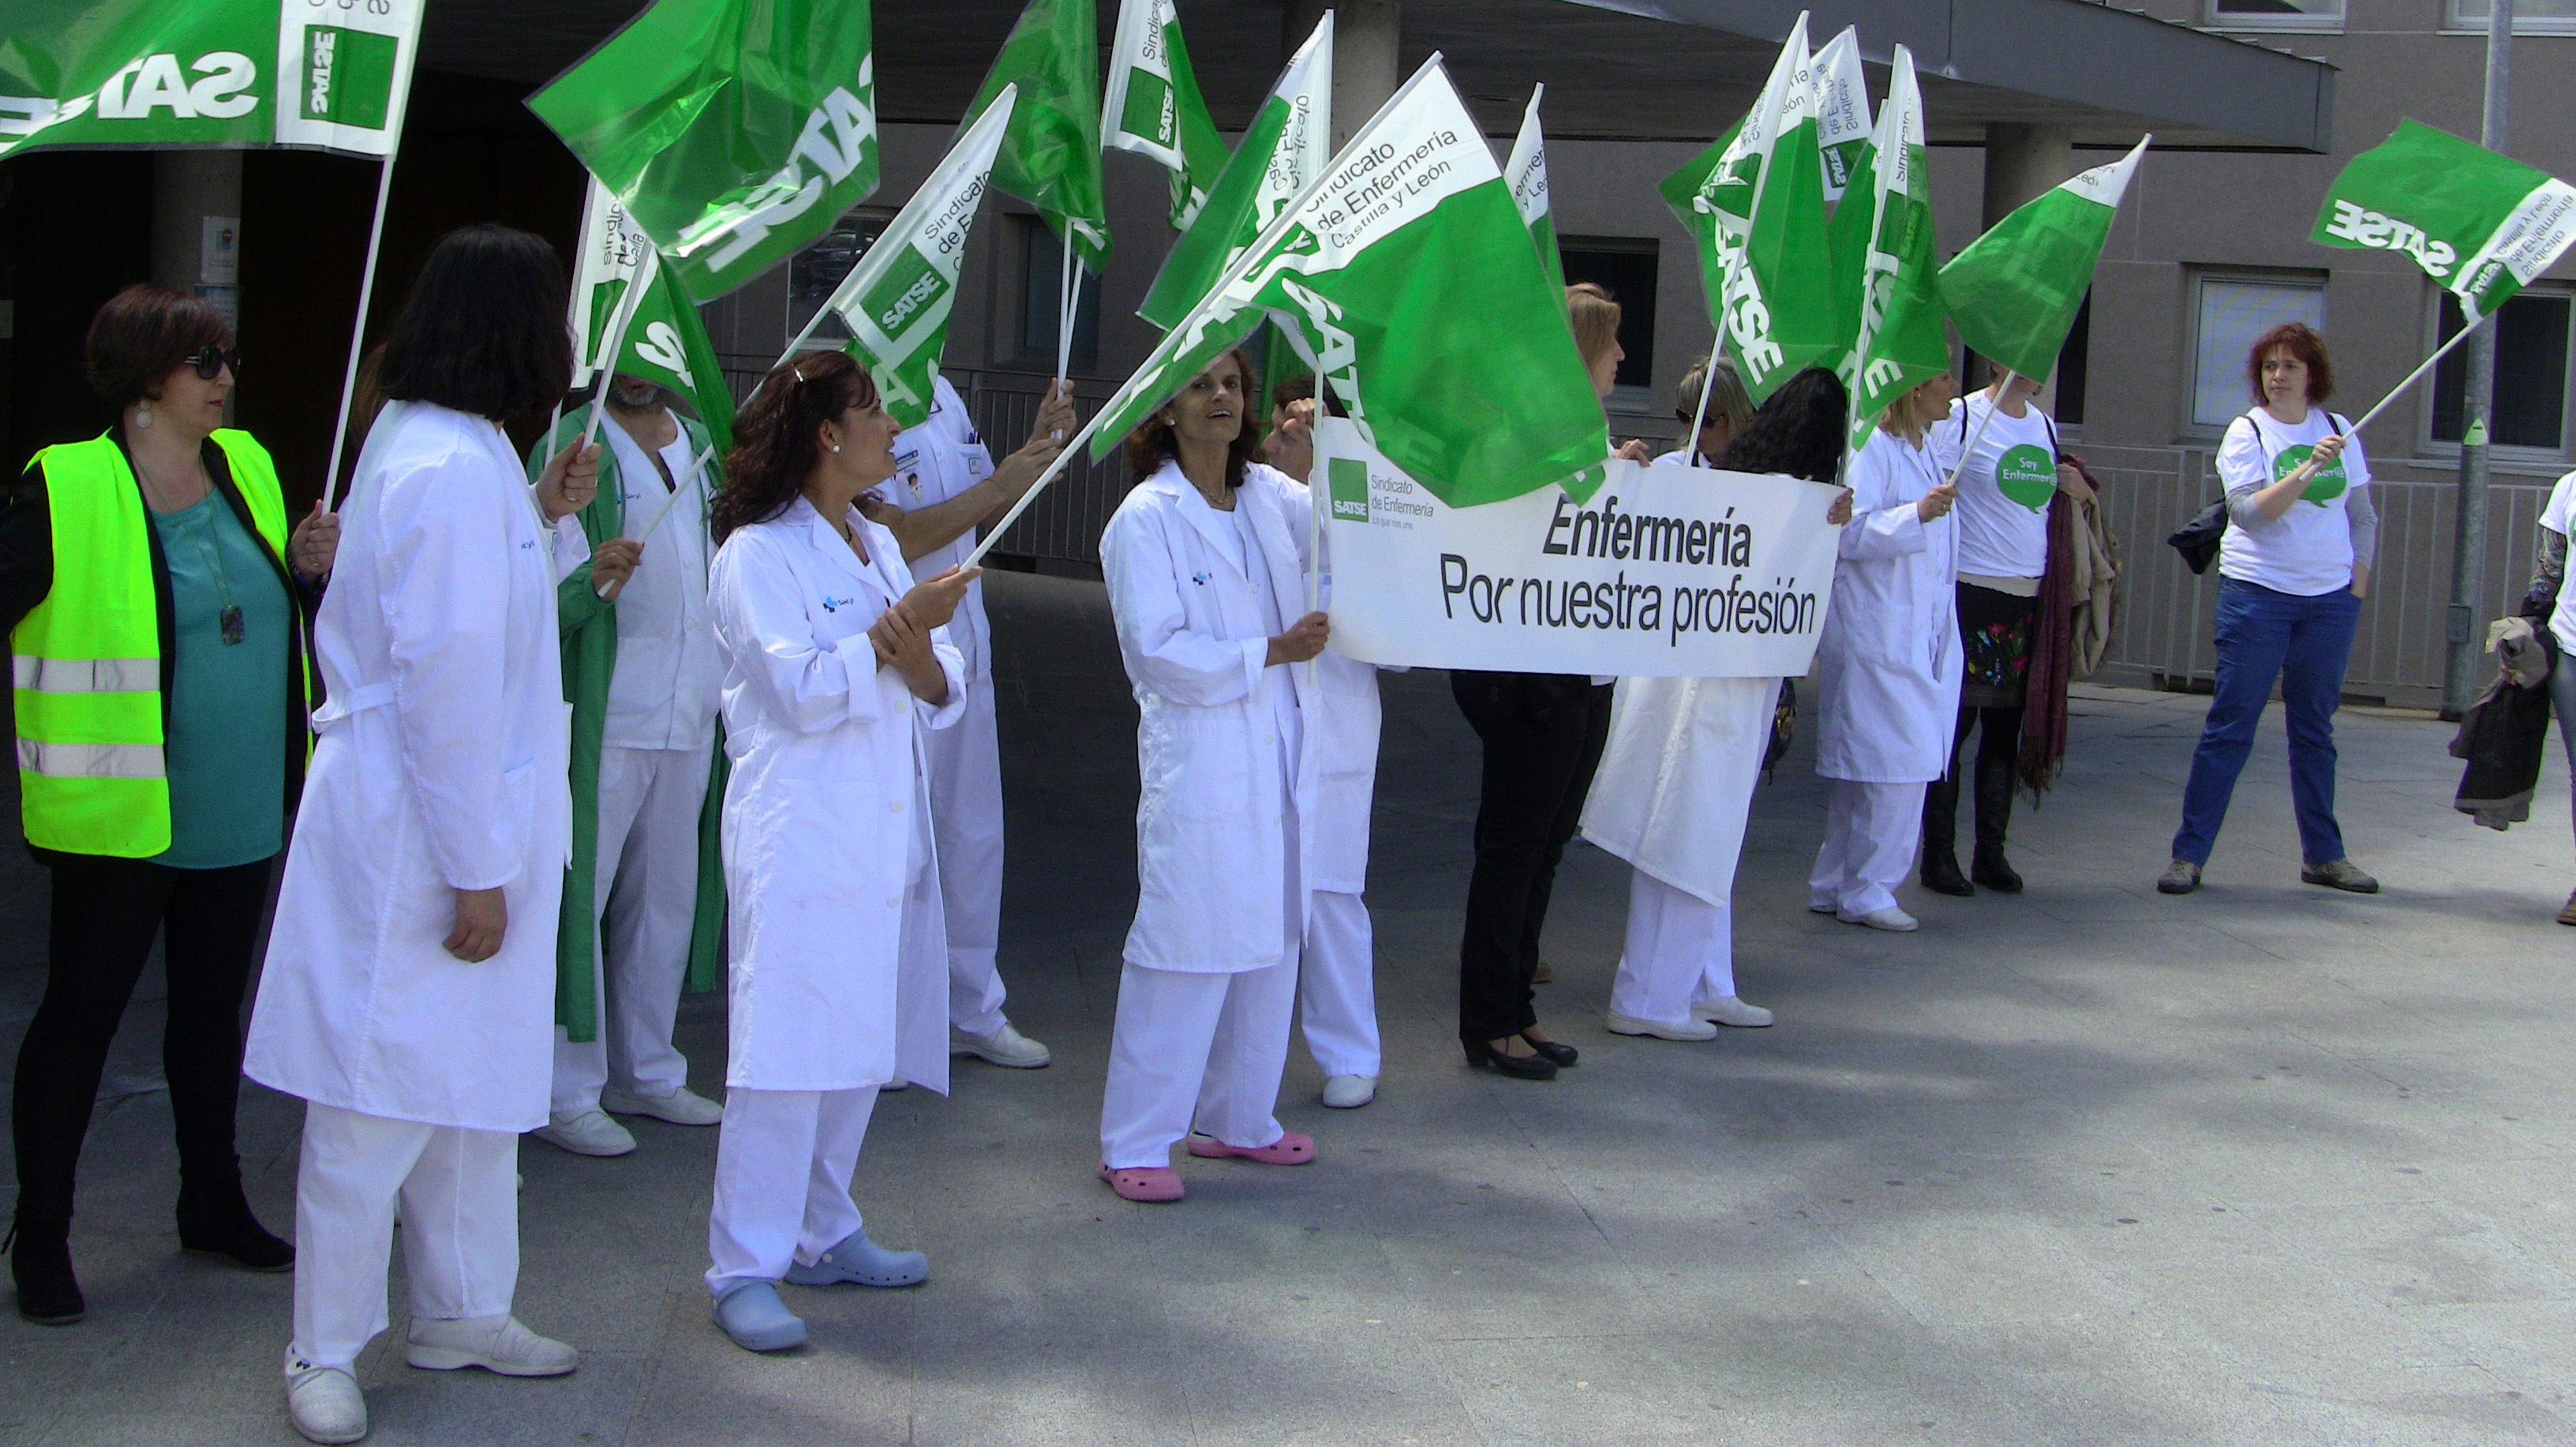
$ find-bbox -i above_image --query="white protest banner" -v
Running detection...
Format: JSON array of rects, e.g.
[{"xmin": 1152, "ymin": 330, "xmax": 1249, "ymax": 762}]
[{"xmin": 1316, "ymin": 419, "xmax": 1843, "ymax": 679}]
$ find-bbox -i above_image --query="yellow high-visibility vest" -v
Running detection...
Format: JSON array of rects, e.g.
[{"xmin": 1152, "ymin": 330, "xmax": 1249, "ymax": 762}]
[{"xmin": 12, "ymin": 430, "xmax": 297, "ymax": 857}]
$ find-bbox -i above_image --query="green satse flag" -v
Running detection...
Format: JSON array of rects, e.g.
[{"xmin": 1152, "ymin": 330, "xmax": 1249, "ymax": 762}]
[
  {"xmin": 1809, "ymin": 25, "xmax": 1871, "ymax": 206},
  {"xmin": 1100, "ymin": 0, "xmax": 1228, "ymax": 230},
  {"xmin": 1655, "ymin": 15, "xmax": 1838, "ymax": 402},
  {"xmin": 1092, "ymin": 62, "xmax": 1607, "ymax": 510},
  {"xmin": 0, "ymin": 0, "xmax": 421, "ymax": 160},
  {"xmin": 1136, "ymin": 13, "xmax": 1333, "ymax": 331},
  {"xmin": 964, "ymin": 0, "xmax": 1109, "ymax": 271},
  {"xmin": 2313, "ymin": 119, "xmax": 2576, "ymax": 323},
  {"xmin": 824, "ymin": 92, "xmax": 1017, "ymax": 428},
  {"xmin": 566, "ymin": 178, "xmax": 732, "ymax": 457},
  {"xmin": 1828, "ymin": 45, "xmax": 1945, "ymax": 448},
  {"xmin": 1505, "ymin": 84, "xmax": 1566, "ymax": 296},
  {"xmin": 1938, "ymin": 136, "xmax": 2147, "ymax": 383},
  {"xmin": 528, "ymin": 0, "xmax": 877, "ymax": 303}
]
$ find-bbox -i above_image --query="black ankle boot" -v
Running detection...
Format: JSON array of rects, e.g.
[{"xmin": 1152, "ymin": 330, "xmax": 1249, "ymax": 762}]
[
  {"xmin": 1971, "ymin": 752, "xmax": 2024, "ymax": 895},
  {"xmin": 8, "ymin": 1219, "xmax": 84, "ymax": 1324},
  {"xmin": 177, "ymin": 1182, "xmax": 294, "ymax": 1273},
  {"xmin": 1920, "ymin": 845, "xmax": 1973, "ymax": 896}
]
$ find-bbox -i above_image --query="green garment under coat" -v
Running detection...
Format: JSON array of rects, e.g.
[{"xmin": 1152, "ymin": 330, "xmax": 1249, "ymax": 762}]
[{"xmin": 530, "ymin": 406, "xmax": 728, "ymax": 1043}]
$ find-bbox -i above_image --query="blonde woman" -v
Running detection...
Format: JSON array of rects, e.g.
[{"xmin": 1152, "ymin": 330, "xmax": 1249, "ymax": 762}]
[{"xmin": 1810, "ymin": 372, "xmax": 1961, "ymax": 931}]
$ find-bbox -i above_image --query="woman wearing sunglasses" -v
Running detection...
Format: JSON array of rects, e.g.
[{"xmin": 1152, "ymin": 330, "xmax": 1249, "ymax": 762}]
[{"xmin": 2, "ymin": 284, "xmax": 339, "ymax": 1325}]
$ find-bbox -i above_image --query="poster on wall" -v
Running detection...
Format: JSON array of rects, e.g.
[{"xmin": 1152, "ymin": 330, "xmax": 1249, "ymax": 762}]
[{"xmin": 1316, "ymin": 419, "xmax": 1844, "ymax": 679}]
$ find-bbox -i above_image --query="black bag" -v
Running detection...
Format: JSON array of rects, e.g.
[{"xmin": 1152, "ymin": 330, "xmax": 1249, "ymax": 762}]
[{"xmin": 2168, "ymin": 501, "xmax": 2227, "ymax": 575}]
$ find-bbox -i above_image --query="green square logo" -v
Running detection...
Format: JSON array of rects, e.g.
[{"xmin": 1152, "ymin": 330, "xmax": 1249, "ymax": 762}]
[
  {"xmin": 1328, "ymin": 457, "xmax": 1369, "ymax": 522},
  {"xmin": 305, "ymin": 27, "xmax": 396, "ymax": 129},
  {"xmin": 862, "ymin": 246, "xmax": 949, "ymax": 341},
  {"xmin": 1119, "ymin": 72, "xmax": 1178, "ymax": 149}
]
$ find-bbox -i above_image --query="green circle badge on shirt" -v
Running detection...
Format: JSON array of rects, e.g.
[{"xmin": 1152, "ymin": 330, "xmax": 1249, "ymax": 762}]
[
  {"xmin": 1994, "ymin": 443, "xmax": 2056, "ymax": 511},
  {"xmin": 2273, "ymin": 443, "xmax": 2349, "ymax": 504}
]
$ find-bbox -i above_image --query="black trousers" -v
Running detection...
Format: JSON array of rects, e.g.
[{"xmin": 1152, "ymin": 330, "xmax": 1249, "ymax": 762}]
[
  {"xmin": 1452, "ymin": 671, "xmax": 1614, "ymax": 1044},
  {"xmin": 11, "ymin": 852, "xmax": 275, "ymax": 1227}
]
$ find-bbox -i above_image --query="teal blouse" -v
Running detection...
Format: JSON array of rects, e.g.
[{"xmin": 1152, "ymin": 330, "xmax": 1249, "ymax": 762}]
[{"xmin": 148, "ymin": 493, "xmax": 290, "ymax": 869}]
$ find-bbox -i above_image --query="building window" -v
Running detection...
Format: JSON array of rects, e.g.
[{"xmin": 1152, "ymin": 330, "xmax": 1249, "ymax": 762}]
[
  {"xmin": 788, "ymin": 209, "xmax": 893, "ymax": 342},
  {"xmin": 2447, "ymin": 1, "xmax": 2576, "ymax": 35},
  {"xmin": 2432, "ymin": 290, "xmax": 2572, "ymax": 455},
  {"xmin": 1559, "ymin": 237, "xmax": 1658, "ymax": 401},
  {"xmin": 1019, "ymin": 220, "xmax": 1100, "ymax": 374},
  {"xmin": 2203, "ymin": 0, "xmax": 2344, "ymax": 32},
  {"xmin": 2054, "ymin": 290, "xmax": 2091, "ymax": 427},
  {"xmin": 2188, "ymin": 273, "xmax": 2326, "ymax": 431}
]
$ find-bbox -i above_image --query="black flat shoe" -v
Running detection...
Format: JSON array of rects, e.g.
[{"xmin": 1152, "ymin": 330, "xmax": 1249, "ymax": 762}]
[
  {"xmin": 1520, "ymin": 1034, "xmax": 1578, "ymax": 1068},
  {"xmin": 1919, "ymin": 847, "xmax": 1974, "ymax": 897},
  {"xmin": 1462, "ymin": 1039, "xmax": 1558, "ymax": 1080},
  {"xmin": 177, "ymin": 1186, "xmax": 294, "ymax": 1273},
  {"xmin": 7, "ymin": 1223, "xmax": 84, "ymax": 1325}
]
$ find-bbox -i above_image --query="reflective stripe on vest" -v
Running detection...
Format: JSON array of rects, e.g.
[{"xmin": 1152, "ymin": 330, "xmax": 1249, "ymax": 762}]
[{"xmin": 10, "ymin": 430, "xmax": 295, "ymax": 857}]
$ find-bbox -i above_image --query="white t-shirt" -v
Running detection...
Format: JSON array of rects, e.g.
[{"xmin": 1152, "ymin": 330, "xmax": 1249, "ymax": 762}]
[
  {"xmin": 2540, "ymin": 469, "xmax": 2576, "ymax": 651},
  {"xmin": 2215, "ymin": 408, "xmax": 2371, "ymax": 597},
  {"xmin": 1929, "ymin": 393, "xmax": 2057, "ymax": 580}
]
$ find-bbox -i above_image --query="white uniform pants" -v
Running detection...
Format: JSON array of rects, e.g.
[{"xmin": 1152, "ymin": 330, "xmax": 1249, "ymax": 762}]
[
  {"xmin": 704, "ymin": 1086, "xmax": 879, "ymax": 1296},
  {"xmin": 1099, "ymin": 961, "xmax": 1297, "ymax": 1168},
  {"xmin": 287, "ymin": 1103, "xmax": 519, "ymax": 1374},
  {"xmin": 1611, "ymin": 869, "xmax": 1737, "ymax": 1025},
  {"xmin": 925, "ymin": 681, "xmax": 1008, "ymax": 1036},
  {"xmin": 553, "ymin": 744, "xmax": 710, "ymax": 1113},
  {"xmin": 1810, "ymin": 779, "xmax": 1929, "ymax": 918},
  {"xmin": 1297, "ymin": 890, "xmax": 1379, "ymax": 1079}
]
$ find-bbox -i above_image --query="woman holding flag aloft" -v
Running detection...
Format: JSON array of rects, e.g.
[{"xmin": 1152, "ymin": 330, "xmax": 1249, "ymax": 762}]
[
  {"xmin": 2158, "ymin": 323, "xmax": 2379, "ymax": 896},
  {"xmin": 1810, "ymin": 370, "xmax": 1963, "ymax": 932},
  {"xmin": 1095, "ymin": 347, "xmax": 1326, "ymax": 1202}
]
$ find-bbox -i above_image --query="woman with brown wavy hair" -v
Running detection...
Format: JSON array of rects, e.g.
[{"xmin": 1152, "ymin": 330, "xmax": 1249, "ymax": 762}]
[{"xmin": 698, "ymin": 350, "xmax": 972, "ymax": 1353}]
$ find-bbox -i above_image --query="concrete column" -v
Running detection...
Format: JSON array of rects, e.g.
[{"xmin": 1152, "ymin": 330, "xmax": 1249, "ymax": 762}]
[
  {"xmin": 1282, "ymin": 0, "xmax": 1400, "ymax": 150},
  {"xmin": 149, "ymin": 150, "xmax": 242, "ymax": 301},
  {"xmin": 1978, "ymin": 123, "xmax": 2076, "ymax": 408}
]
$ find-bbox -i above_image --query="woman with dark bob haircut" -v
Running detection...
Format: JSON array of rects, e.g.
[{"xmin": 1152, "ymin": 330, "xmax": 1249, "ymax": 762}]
[
  {"xmin": 697, "ymin": 350, "xmax": 968, "ymax": 1352},
  {"xmin": 1094, "ymin": 346, "xmax": 1333, "ymax": 1204},
  {"xmin": 241, "ymin": 223, "xmax": 601, "ymax": 1445},
  {"xmin": 2, "ymin": 283, "xmax": 339, "ymax": 1329},
  {"xmin": 2157, "ymin": 320, "xmax": 2379, "ymax": 897}
]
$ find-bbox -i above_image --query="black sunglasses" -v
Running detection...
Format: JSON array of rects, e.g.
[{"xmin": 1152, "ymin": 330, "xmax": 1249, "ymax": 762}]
[{"xmin": 184, "ymin": 346, "xmax": 242, "ymax": 380}]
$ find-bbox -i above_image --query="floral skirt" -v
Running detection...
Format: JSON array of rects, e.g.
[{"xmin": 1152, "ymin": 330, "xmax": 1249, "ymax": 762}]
[{"xmin": 1956, "ymin": 581, "xmax": 2039, "ymax": 710}]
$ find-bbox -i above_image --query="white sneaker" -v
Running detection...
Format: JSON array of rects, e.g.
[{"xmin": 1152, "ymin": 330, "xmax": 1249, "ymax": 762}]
[
  {"xmin": 1694, "ymin": 996, "xmax": 1775, "ymax": 1028},
  {"xmin": 530, "ymin": 1109, "xmax": 635, "ymax": 1157},
  {"xmin": 951, "ymin": 1021, "xmax": 1052, "ymax": 1068},
  {"xmin": 1321, "ymin": 1075, "xmax": 1377, "ymax": 1109},
  {"xmin": 1606, "ymin": 1011, "xmax": 1720, "ymax": 1041},
  {"xmin": 880, "ymin": 1078, "xmax": 910, "ymax": 1092},
  {"xmin": 285, "ymin": 1362, "xmax": 366, "ymax": 1445},
  {"xmin": 1840, "ymin": 906, "xmax": 1919, "ymax": 933},
  {"xmin": 404, "ymin": 1314, "xmax": 578, "ymax": 1377},
  {"xmin": 601, "ymin": 1085, "xmax": 723, "ymax": 1127},
  {"xmin": 1807, "ymin": 900, "xmax": 1836, "ymax": 914}
]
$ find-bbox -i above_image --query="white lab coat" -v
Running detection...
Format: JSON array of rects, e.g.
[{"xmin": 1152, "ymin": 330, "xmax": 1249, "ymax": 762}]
[
  {"xmin": 1579, "ymin": 675, "xmax": 1775, "ymax": 906},
  {"xmin": 245, "ymin": 402, "xmax": 586, "ymax": 1133},
  {"xmin": 1814, "ymin": 429, "xmax": 1961, "ymax": 784},
  {"xmin": 1301, "ymin": 486, "xmax": 1383, "ymax": 895},
  {"xmin": 708, "ymin": 495, "xmax": 963, "ymax": 1094},
  {"xmin": 1100, "ymin": 461, "xmax": 1316, "ymax": 974}
]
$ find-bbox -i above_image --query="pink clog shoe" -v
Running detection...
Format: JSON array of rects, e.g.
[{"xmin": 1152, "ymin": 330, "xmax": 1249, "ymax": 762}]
[
  {"xmin": 1097, "ymin": 1163, "xmax": 1185, "ymax": 1202},
  {"xmin": 1185, "ymin": 1131, "xmax": 1316, "ymax": 1165}
]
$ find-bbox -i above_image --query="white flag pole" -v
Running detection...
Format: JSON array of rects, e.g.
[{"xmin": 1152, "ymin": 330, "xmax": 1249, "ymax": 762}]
[
  {"xmin": 321, "ymin": 154, "xmax": 404, "ymax": 513},
  {"xmin": 597, "ymin": 443, "xmax": 717, "ymax": 600},
  {"xmin": 1941, "ymin": 369, "xmax": 2015, "ymax": 491},
  {"xmin": 2345, "ymin": 317, "xmax": 2484, "ymax": 439},
  {"xmin": 1686, "ymin": 331, "xmax": 1725, "ymax": 466},
  {"xmin": 1057, "ymin": 241, "xmax": 1080, "ymax": 384},
  {"xmin": 962, "ymin": 406, "xmax": 1112, "ymax": 570},
  {"xmin": 576, "ymin": 247, "xmax": 661, "ymax": 453}
]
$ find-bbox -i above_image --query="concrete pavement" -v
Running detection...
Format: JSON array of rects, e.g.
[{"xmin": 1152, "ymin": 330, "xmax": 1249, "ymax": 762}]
[{"xmin": 2, "ymin": 568, "xmax": 2572, "ymax": 1445}]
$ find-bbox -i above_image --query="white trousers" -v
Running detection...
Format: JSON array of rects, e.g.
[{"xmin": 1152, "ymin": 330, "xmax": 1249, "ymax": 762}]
[
  {"xmin": 1611, "ymin": 869, "xmax": 1735, "ymax": 1025},
  {"xmin": 925, "ymin": 681, "xmax": 1008, "ymax": 1036},
  {"xmin": 1099, "ymin": 960, "xmax": 1297, "ymax": 1168},
  {"xmin": 1810, "ymin": 779, "xmax": 1929, "ymax": 917},
  {"xmin": 704, "ymin": 1086, "xmax": 879, "ymax": 1296},
  {"xmin": 552, "ymin": 743, "xmax": 710, "ymax": 1113},
  {"xmin": 1297, "ymin": 889, "xmax": 1380, "ymax": 1079},
  {"xmin": 287, "ymin": 1102, "xmax": 519, "ymax": 1374}
]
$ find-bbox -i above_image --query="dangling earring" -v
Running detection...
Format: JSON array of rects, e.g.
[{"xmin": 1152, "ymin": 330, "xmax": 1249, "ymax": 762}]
[{"xmin": 134, "ymin": 402, "xmax": 153, "ymax": 429}]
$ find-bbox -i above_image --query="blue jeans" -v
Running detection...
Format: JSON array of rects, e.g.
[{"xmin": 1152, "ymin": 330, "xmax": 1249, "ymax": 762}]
[{"xmin": 2171, "ymin": 577, "xmax": 2362, "ymax": 867}]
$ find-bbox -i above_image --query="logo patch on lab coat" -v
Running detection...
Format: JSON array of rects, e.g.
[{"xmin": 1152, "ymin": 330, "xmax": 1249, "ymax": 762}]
[{"xmin": 822, "ymin": 594, "xmax": 856, "ymax": 612}]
